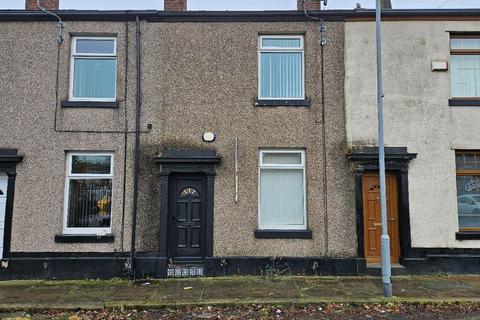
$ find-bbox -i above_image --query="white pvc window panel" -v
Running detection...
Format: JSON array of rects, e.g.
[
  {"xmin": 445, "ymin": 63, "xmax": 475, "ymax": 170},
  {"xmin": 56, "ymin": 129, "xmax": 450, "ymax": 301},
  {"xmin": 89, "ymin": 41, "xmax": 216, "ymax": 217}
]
[
  {"xmin": 64, "ymin": 153, "xmax": 113, "ymax": 235},
  {"xmin": 451, "ymin": 38, "xmax": 480, "ymax": 50},
  {"xmin": 450, "ymin": 37, "xmax": 480, "ymax": 98},
  {"xmin": 75, "ymin": 39, "xmax": 116, "ymax": 55},
  {"xmin": 258, "ymin": 35, "xmax": 305, "ymax": 100},
  {"xmin": 451, "ymin": 55, "xmax": 480, "ymax": 97},
  {"xmin": 258, "ymin": 150, "xmax": 306, "ymax": 230},
  {"xmin": 70, "ymin": 37, "xmax": 117, "ymax": 101}
]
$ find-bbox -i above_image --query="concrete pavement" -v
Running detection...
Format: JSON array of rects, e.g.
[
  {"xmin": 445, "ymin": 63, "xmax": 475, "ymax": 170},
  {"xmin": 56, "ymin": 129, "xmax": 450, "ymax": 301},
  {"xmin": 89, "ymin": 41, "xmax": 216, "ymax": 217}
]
[{"xmin": 1, "ymin": 275, "xmax": 480, "ymax": 311}]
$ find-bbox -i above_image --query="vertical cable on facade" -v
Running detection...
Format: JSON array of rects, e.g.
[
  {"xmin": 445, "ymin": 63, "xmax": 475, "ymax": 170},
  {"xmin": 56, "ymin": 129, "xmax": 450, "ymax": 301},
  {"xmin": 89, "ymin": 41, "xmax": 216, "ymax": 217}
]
[
  {"xmin": 301, "ymin": 0, "xmax": 330, "ymax": 255},
  {"xmin": 235, "ymin": 137, "xmax": 239, "ymax": 203}
]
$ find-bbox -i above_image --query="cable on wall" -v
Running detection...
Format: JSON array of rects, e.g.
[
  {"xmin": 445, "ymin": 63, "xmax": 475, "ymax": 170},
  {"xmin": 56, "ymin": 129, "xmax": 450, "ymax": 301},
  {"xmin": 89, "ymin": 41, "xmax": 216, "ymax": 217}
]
[
  {"xmin": 36, "ymin": 0, "xmax": 64, "ymax": 44},
  {"xmin": 235, "ymin": 137, "xmax": 239, "ymax": 203},
  {"xmin": 301, "ymin": 0, "xmax": 330, "ymax": 255}
]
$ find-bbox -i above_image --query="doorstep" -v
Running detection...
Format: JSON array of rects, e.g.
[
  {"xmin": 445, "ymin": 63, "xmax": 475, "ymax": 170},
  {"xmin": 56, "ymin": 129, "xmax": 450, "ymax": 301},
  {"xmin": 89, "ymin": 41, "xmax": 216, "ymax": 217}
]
[{"xmin": 366, "ymin": 263, "xmax": 408, "ymax": 276}]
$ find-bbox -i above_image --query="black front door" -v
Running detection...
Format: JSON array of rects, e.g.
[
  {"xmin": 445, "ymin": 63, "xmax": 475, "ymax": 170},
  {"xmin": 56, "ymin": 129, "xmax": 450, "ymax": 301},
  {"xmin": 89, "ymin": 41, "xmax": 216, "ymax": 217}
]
[{"xmin": 168, "ymin": 174, "xmax": 206, "ymax": 259}]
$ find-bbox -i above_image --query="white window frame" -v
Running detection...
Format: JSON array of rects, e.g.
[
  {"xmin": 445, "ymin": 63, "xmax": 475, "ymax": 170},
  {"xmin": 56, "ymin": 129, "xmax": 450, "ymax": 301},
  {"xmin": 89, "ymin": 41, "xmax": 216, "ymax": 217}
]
[
  {"xmin": 258, "ymin": 149, "xmax": 307, "ymax": 230},
  {"xmin": 63, "ymin": 152, "xmax": 114, "ymax": 235},
  {"xmin": 69, "ymin": 37, "xmax": 118, "ymax": 102},
  {"xmin": 450, "ymin": 35, "xmax": 480, "ymax": 98},
  {"xmin": 258, "ymin": 35, "xmax": 305, "ymax": 100}
]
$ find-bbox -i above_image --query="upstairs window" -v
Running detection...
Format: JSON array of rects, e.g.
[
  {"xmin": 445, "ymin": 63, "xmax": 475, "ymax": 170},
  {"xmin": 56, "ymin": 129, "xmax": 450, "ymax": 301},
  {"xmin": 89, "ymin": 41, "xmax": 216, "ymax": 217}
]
[
  {"xmin": 258, "ymin": 150, "xmax": 306, "ymax": 230},
  {"xmin": 70, "ymin": 37, "xmax": 117, "ymax": 101},
  {"xmin": 64, "ymin": 153, "xmax": 113, "ymax": 235},
  {"xmin": 450, "ymin": 35, "xmax": 480, "ymax": 98},
  {"xmin": 258, "ymin": 35, "xmax": 304, "ymax": 100},
  {"xmin": 456, "ymin": 151, "xmax": 480, "ymax": 231}
]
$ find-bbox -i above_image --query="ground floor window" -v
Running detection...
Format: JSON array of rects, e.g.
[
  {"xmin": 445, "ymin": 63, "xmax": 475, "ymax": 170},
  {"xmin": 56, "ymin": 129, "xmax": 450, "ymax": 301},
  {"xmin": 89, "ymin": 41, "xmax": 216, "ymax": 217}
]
[
  {"xmin": 64, "ymin": 152, "xmax": 113, "ymax": 234},
  {"xmin": 456, "ymin": 151, "xmax": 480, "ymax": 231},
  {"xmin": 258, "ymin": 149, "xmax": 306, "ymax": 230}
]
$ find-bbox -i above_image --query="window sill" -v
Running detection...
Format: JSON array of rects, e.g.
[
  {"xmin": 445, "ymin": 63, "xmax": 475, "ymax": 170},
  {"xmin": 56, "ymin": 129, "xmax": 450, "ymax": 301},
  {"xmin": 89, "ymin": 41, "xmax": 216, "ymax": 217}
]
[
  {"xmin": 61, "ymin": 101, "xmax": 119, "ymax": 109},
  {"xmin": 456, "ymin": 231, "xmax": 480, "ymax": 240},
  {"xmin": 449, "ymin": 99, "xmax": 480, "ymax": 107},
  {"xmin": 254, "ymin": 229, "xmax": 312, "ymax": 239},
  {"xmin": 55, "ymin": 234, "xmax": 114, "ymax": 243},
  {"xmin": 255, "ymin": 99, "xmax": 311, "ymax": 107}
]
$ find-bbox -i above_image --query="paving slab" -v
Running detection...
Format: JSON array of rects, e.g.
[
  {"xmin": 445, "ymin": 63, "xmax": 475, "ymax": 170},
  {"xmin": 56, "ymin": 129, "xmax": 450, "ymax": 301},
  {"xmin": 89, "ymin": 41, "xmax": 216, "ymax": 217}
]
[
  {"xmin": 248, "ymin": 277, "xmax": 303, "ymax": 301},
  {"xmin": 298, "ymin": 278, "xmax": 396, "ymax": 303},
  {"xmin": 199, "ymin": 278, "xmax": 251, "ymax": 303},
  {"xmin": 149, "ymin": 279, "xmax": 204, "ymax": 305}
]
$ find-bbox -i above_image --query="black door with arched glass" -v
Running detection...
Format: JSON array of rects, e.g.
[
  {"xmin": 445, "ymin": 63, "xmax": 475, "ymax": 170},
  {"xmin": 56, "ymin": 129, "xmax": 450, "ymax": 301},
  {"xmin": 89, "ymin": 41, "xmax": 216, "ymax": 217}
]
[{"xmin": 168, "ymin": 174, "xmax": 206, "ymax": 259}]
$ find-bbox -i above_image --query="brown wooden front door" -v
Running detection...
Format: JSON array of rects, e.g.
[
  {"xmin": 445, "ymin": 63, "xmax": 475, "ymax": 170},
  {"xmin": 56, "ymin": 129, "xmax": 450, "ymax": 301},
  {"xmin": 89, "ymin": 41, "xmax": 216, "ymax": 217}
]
[{"xmin": 362, "ymin": 172, "xmax": 401, "ymax": 263}]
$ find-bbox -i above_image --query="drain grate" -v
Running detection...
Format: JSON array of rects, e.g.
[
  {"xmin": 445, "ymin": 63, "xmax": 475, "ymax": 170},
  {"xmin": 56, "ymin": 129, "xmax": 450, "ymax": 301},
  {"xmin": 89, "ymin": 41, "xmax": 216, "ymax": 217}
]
[{"xmin": 167, "ymin": 265, "xmax": 204, "ymax": 278}]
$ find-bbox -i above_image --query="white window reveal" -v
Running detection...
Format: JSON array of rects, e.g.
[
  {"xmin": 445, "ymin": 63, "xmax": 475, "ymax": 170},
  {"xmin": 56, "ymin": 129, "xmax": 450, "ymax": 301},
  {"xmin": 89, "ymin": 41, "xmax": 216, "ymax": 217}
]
[
  {"xmin": 0, "ymin": 174, "xmax": 8, "ymax": 259},
  {"xmin": 70, "ymin": 37, "xmax": 117, "ymax": 101},
  {"xmin": 258, "ymin": 150, "xmax": 307, "ymax": 230},
  {"xmin": 64, "ymin": 153, "xmax": 113, "ymax": 235},
  {"xmin": 258, "ymin": 35, "xmax": 305, "ymax": 100}
]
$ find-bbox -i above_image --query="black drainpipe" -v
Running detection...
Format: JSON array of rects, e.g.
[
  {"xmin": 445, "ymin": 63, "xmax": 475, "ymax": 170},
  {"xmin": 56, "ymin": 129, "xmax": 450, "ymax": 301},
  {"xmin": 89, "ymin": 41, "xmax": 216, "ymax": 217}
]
[
  {"xmin": 130, "ymin": 15, "xmax": 141, "ymax": 280},
  {"xmin": 319, "ymin": 23, "xmax": 328, "ymax": 256}
]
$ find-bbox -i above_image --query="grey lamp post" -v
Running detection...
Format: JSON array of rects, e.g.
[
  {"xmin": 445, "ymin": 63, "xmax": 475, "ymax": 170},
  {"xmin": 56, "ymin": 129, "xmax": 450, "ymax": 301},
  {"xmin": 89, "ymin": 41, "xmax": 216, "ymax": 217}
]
[{"xmin": 375, "ymin": 0, "xmax": 393, "ymax": 298}]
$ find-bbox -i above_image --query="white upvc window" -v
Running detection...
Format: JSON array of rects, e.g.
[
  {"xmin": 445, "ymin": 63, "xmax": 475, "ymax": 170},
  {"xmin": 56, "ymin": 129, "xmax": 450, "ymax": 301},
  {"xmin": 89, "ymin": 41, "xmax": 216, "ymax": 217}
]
[
  {"xmin": 63, "ymin": 152, "xmax": 114, "ymax": 235},
  {"xmin": 455, "ymin": 151, "xmax": 480, "ymax": 231},
  {"xmin": 450, "ymin": 36, "xmax": 480, "ymax": 98},
  {"xmin": 69, "ymin": 37, "xmax": 117, "ymax": 102},
  {"xmin": 258, "ymin": 35, "xmax": 305, "ymax": 100},
  {"xmin": 258, "ymin": 149, "xmax": 307, "ymax": 230}
]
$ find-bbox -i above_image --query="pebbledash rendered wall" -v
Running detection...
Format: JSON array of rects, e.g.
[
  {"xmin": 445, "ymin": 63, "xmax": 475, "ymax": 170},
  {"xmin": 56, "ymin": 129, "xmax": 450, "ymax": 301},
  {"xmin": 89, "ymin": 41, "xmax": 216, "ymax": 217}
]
[
  {"xmin": 344, "ymin": 19, "xmax": 480, "ymax": 250},
  {"xmin": 134, "ymin": 20, "xmax": 357, "ymax": 258},
  {"xmin": 0, "ymin": 20, "xmax": 137, "ymax": 254},
  {"xmin": 0, "ymin": 13, "xmax": 358, "ymax": 278}
]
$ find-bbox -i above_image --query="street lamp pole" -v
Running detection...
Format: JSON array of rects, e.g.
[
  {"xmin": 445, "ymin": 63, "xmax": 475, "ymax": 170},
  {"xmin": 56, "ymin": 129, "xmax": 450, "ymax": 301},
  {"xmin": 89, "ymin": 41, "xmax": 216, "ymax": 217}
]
[{"xmin": 375, "ymin": 0, "xmax": 393, "ymax": 298}]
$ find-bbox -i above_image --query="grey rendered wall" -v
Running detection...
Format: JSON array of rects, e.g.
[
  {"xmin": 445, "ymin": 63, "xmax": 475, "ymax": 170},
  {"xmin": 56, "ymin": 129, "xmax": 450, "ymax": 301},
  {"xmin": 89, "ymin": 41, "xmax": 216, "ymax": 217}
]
[{"xmin": 345, "ymin": 20, "xmax": 480, "ymax": 249}]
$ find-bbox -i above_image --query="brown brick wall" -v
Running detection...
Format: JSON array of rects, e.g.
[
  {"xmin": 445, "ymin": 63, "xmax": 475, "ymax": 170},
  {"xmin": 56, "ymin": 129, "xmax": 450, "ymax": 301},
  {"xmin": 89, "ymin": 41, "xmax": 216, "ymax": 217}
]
[
  {"xmin": 297, "ymin": 0, "xmax": 321, "ymax": 11},
  {"xmin": 25, "ymin": 0, "xmax": 59, "ymax": 10},
  {"xmin": 164, "ymin": 0, "xmax": 187, "ymax": 11},
  {"xmin": 381, "ymin": 0, "xmax": 392, "ymax": 9}
]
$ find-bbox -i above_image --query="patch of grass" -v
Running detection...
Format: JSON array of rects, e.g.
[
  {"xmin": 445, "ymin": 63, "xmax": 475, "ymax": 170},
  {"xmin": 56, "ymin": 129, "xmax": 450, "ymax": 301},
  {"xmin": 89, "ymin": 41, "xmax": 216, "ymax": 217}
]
[{"xmin": 0, "ymin": 278, "xmax": 130, "ymax": 288}]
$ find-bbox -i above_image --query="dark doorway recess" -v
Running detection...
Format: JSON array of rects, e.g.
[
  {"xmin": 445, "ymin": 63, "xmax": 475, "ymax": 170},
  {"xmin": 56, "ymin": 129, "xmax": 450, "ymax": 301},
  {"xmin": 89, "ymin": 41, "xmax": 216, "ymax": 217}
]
[
  {"xmin": 154, "ymin": 149, "xmax": 219, "ymax": 264},
  {"xmin": 0, "ymin": 149, "xmax": 23, "ymax": 259},
  {"xmin": 348, "ymin": 147, "xmax": 416, "ymax": 264}
]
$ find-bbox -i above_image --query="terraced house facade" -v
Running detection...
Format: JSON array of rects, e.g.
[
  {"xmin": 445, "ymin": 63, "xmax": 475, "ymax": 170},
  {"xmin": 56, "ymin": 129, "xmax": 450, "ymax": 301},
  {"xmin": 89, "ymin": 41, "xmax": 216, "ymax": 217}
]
[
  {"xmin": 1, "ymin": 0, "xmax": 480, "ymax": 279},
  {"xmin": 344, "ymin": 9, "xmax": 480, "ymax": 273},
  {"xmin": 0, "ymin": 0, "xmax": 357, "ymax": 279}
]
